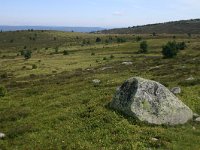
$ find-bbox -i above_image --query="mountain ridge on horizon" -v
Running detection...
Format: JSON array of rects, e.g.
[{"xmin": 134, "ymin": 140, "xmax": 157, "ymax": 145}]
[
  {"xmin": 0, "ymin": 26, "xmax": 106, "ymax": 33},
  {"xmin": 101, "ymin": 19, "xmax": 200, "ymax": 34}
]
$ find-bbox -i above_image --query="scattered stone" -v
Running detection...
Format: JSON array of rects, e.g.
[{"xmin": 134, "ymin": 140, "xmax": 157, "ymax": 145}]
[
  {"xmin": 193, "ymin": 113, "xmax": 200, "ymax": 118},
  {"xmin": 122, "ymin": 62, "xmax": 133, "ymax": 65},
  {"xmin": 195, "ymin": 117, "xmax": 200, "ymax": 122},
  {"xmin": 186, "ymin": 76, "xmax": 195, "ymax": 81},
  {"xmin": 110, "ymin": 77, "xmax": 193, "ymax": 125},
  {"xmin": 149, "ymin": 66, "xmax": 161, "ymax": 71},
  {"xmin": 101, "ymin": 66, "xmax": 113, "ymax": 71},
  {"xmin": 171, "ymin": 87, "xmax": 181, "ymax": 94},
  {"xmin": 151, "ymin": 138, "xmax": 158, "ymax": 141},
  {"xmin": 86, "ymin": 68, "xmax": 93, "ymax": 71},
  {"xmin": 192, "ymin": 126, "xmax": 196, "ymax": 130},
  {"xmin": 92, "ymin": 79, "xmax": 101, "ymax": 84},
  {"xmin": 0, "ymin": 133, "xmax": 5, "ymax": 139}
]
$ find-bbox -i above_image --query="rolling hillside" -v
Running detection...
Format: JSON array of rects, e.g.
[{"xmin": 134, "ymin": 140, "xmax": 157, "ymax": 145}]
[{"xmin": 101, "ymin": 19, "xmax": 200, "ymax": 34}]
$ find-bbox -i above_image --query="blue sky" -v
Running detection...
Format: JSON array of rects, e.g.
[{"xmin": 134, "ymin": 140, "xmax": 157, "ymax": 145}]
[{"xmin": 1, "ymin": 0, "xmax": 200, "ymax": 27}]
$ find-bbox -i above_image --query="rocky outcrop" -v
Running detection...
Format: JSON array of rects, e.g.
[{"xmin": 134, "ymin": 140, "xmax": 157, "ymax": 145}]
[{"xmin": 110, "ymin": 77, "xmax": 193, "ymax": 125}]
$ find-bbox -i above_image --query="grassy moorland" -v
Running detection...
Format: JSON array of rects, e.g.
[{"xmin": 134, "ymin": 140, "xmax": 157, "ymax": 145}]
[{"xmin": 0, "ymin": 30, "xmax": 200, "ymax": 149}]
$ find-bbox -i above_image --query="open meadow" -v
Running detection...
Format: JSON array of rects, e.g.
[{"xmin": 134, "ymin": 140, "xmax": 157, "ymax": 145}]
[{"xmin": 0, "ymin": 30, "xmax": 200, "ymax": 149}]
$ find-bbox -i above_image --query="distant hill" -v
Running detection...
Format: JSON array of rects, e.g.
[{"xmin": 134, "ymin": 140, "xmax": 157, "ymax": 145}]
[
  {"xmin": 0, "ymin": 26, "xmax": 105, "ymax": 33},
  {"xmin": 101, "ymin": 19, "xmax": 200, "ymax": 34}
]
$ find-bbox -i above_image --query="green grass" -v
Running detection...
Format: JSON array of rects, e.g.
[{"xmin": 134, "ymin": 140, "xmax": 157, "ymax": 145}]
[{"xmin": 0, "ymin": 31, "xmax": 200, "ymax": 149}]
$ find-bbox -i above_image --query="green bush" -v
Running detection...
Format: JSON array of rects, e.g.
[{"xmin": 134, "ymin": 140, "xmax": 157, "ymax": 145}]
[
  {"xmin": 32, "ymin": 64, "xmax": 37, "ymax": 69},
  {"xmin": 117, "ymin": 38, "xmax": 126, "ymax": 43},
  {"xmin": 55, "ymin": 47, "xmax": 59, "ymax": 54},
  {"xmin": 139, "ymin": 41, "xmax": 148, "ymax": 53},
  {"xmin": 103, "ymin": 57, "xmax": 107, "ymax": 60},
  {"xmin": 96, "ymin": 37, "xmax": 101, "ymax": 42},
  {"xmin": 0, "ymin": 86, "xmax": 7, "ymax": 97},
  {"xmin": 162, "ymin": 41, "xmax": 179, "ymax": 58},
  {"xmin": 110, "ymin": 54, "xmax": 114, "ymax": 59},
  {"xmin": 91, "ymin": 52, "xmax": 95, "ymax": 56},
  {"xmin": 23, "ymin": 50, "xmax": 32, "ymax": 59},
  {"xmin": 63, "ymin": 50, "xmax": 69, "ymax": 55},
  {"xmin": 177, "ymin": 42, "xmax": 187, "ymax": 50},
  {"xmin": 136, "ymin": 36, "xmax": 142, "ymax": 42}
]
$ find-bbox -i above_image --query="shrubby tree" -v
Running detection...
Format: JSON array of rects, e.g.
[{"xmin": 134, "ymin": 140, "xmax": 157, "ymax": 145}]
[
  {"xmin": 96, "ymin": 37, "xmax": 101, "ymax": 42},
  {"xmin": 23, "ymin": 50, "xmax": 32, "ymax": 59},
  {"xmin": 139, "ymin": 41, "xmax": 148, "ymax": 53},
  {"xmin": 162, "ymin": 41, "xmax": 178, "ymax": 58}
]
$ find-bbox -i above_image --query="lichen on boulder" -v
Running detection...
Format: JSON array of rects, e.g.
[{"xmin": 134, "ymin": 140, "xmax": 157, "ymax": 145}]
[{"xmin": 110, "ymin": 77, "xmax": 193, "ymax": 125}]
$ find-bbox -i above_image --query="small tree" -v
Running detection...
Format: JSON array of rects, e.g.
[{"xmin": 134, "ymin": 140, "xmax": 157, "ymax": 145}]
[
  {"xmin": 96, "ymin": 37, "xmax": 101, "ymax": 42},
  {"xmin": 24, "ymin": 50, "xmax": 32, "ymax": 59},
  {"xmin": 162, "ymin": 41, "xmax": 178, "ymax": 58},
  {"xmin": 139, "ymin": 41, "xmax": 148, "ymax": 53}
]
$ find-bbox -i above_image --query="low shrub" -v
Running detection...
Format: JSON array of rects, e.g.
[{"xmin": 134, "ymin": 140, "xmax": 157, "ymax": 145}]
[
  {"xmin": 32, "ymin": 64, "xmax": 37, "ymax": 69},
  {"xmin": 63, "ymin": 50, "xmax": 69, "ymax": 55},
  {"xmin": 0, "ymin": 86, "xmax": 7, "ymax": 97}
]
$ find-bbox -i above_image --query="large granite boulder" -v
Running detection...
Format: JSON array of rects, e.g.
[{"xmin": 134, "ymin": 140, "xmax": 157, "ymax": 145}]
[{"xmin": 110, "ymin": 77, "xmax": 193, "ymax": 125}]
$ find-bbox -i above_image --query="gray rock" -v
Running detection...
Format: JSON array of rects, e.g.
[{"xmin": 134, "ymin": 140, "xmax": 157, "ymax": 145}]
[
  {"xmin": 122, "ymin": 62, "xmax": 133, "ymax": 65},
  {"xmin": 193, "ymin": 113, "xmax": 200, "ymax": 118},
  {"xmin": 151, "ymin": 138, "xmax": 158, "ymax": 141},
  {"xmin": 0, "ymin": 133, "xmax": 5, "ymax": 139},
  {"xmin": 92, "ymin": 79, "xmax": 101, "ymax": 84},
  {"xmin": 186, "ymin": 76, "xmax": 195, "ymax": 81},
  {"xmin": 195, "ymin": 117, "xmax": 200, "ymax": 122},
  {"xmin": 171, "ymin": 87, "xmax": 181, "ymax": 94},
  {"xmin": 101, "ymin": 66, "xmax": 113, "ymax": 71},
  {"xmin": 110, "ymin": 77, "xmax": 193, "ymax": 125}
]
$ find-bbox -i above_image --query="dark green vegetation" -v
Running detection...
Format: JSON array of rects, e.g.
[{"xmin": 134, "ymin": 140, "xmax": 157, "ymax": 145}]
[
  {"xmin": 101, "ymin": 19, "xmax": 200, "ymax": 34},
  {"xmin": 162, "ymin": 41, "xmax": 187, "ymax": 58},
  {"xmin": 139, "ymin": 41, "xmax": 148, "ymax": 53},
  {"xmin": 0, "ymin": 30, "xmax": 200, "ymax": 149}
]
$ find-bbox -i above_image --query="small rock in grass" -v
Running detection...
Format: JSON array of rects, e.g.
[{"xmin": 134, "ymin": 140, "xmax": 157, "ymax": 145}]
[
  {"xmin": 101, "ymin": 66, "xmax": 113, "ymax": 71},
  {"xmin": 0, "ymin": 133, "xmax": 5, "ymax": 139},
  {"xmin": 151, "ymin": 137, "xmax": 158, "ymax": 141},
  {"xmin": 186, "ymin": 76, "xmax": 195, "ymax": 81},
  {"xmin": 122, "ymin": 62, "xmax": 133, "ymax": 65},
  {"xmin": 171, "ymin": 87, "xmax": 181, "ymax": 94},
  {"xmin": 195, "ymin": 117, "xmax": 200, "ymax": 122},
  {"xmin": 193, "ymin": 113, "xmax": 200, "ymax": 118},
  {"xmin": 92, "ymin": 79, "xmax": 101, "ymax": 84}
]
